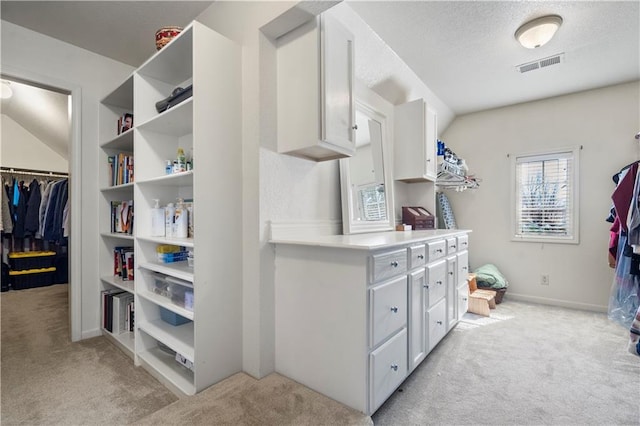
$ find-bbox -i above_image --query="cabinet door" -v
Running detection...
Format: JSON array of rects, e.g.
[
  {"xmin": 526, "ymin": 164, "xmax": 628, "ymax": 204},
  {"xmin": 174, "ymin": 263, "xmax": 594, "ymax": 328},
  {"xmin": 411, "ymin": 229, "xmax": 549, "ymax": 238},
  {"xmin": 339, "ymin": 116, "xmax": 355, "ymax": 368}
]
[
  {"xmin": 446, "ymin": 255, "xmax": 457, "ymax": 329},
  {"xmin": 457, "ymin": 250, "xmax": 469, "ymax": 286},
  {"xmin": 457, "ymin": 281, "xmax": 469, "ymax": 321},
  {"xmin": 408, "ymin": 269, "xmax": 426, "ymax": 371},
  {"xmin": 425, "ymin": 259, "xmax": 446, "ymax": 308},
  {"xmin": 369, "ymin": 328, "xmax": 407, "ymax": 413},
  {"xmin": 321, "ymin": 14, "xmax": 355, "ymax": 152},
  {"xmin": 427, "ymin": 298, "xmax": 447, "ymax": 352},
  {"xmin": 370, "ymin": 275, "xmax": 407, "ymax": 348}
]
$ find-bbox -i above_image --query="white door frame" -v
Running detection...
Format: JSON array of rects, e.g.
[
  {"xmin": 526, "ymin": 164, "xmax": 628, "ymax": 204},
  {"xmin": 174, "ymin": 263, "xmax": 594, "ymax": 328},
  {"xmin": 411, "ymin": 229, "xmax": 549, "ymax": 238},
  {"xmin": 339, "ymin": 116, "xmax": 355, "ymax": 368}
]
[{"xmin": 2, "ymin": 65, "xmax": 82, "ymax": 342}]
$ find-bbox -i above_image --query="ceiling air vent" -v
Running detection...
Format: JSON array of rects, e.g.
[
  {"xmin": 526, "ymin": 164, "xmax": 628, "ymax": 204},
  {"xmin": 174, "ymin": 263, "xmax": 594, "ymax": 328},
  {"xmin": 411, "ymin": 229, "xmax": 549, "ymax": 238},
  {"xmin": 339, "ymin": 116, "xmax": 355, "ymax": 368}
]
[{"xmin": 516, "ymin": 53, "xmax": 565, "ymax": 73}]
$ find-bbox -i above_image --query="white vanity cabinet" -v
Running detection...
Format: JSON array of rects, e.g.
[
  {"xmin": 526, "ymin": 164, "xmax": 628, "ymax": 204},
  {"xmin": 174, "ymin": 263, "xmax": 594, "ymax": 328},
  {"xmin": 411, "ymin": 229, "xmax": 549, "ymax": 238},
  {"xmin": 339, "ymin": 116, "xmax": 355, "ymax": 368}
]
[
  {"xmin": 394, "ymin": 99, "xmax": 438, "ymax": 182},
  {"xmin": 273, "ymin": 229, "xmax": 469, "ymax": 415},
  {"xmin": 277, "ymin": 13, "xmax": 355, "ymax": 161}
]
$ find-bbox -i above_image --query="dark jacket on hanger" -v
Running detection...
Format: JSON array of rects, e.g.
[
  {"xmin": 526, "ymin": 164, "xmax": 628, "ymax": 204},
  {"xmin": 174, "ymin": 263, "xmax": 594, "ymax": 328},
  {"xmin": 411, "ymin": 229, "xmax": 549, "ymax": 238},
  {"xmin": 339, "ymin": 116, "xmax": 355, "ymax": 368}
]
[
  {"xmin": 24, "ymin": 179, "xmax": 41, "ymax": 237},
  {"xmin": 12, "ymin": 182, "xmax": 29, "ymax": 239}
]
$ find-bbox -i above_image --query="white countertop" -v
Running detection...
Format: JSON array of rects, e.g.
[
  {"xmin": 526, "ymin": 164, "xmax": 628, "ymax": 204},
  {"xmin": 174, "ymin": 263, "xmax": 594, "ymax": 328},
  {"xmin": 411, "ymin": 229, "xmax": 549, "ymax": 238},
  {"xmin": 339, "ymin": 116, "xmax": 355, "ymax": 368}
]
[{"xmin": 270, "ymin": 229, "xmax": 470, "ymax": 250}]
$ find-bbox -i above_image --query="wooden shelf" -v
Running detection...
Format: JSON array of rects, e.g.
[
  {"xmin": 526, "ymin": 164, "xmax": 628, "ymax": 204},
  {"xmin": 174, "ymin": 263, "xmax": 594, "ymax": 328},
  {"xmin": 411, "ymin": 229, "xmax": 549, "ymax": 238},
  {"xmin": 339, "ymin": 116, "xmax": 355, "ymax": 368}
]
[
  {"xmin": 101, "ymin": 275, "xmax": 134, "ymax": 293},
  {"xmin": 102, "ymin": 329, "xmax": 135, "ymax": 359},
  {"xmin": 139, "ymin": 261, "xmax": 193, "ymax": 282},
  {"xmin": 138, "ymin": 346, "xmax": 195, "ymax": 395},
  {"xmin": 138, "ymin": 318, "xmax": 194, "ymax": 362},
  {"xmin": 138, "ymin": 289, "xmax": 194, "ymax": 321}
]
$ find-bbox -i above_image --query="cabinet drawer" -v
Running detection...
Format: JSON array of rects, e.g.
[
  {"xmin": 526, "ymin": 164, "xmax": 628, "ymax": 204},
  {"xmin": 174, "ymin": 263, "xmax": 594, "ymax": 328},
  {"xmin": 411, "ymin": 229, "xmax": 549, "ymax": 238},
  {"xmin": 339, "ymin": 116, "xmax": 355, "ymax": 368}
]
[
  {"xmin": 370, "ymin": 276, "xmax": 407, "ymax": 348},
  {"xmin": 446, "ymin": 238, "xmax": 458, "ymax": 254},
  {"xmin": 427, "ymin": 240, "xmax": 446, "ymax": 262},
  {"xmin": 457, "ymin": 234, "xmax": 469, "ymax": 251},
  {"xmin": 408, "ymin": 245, "xmax": 426, "ymax": 269},
  {"xmin": 427, "ymin": 298, "xmax": 447, "ymax": 352},
  {"xmin": 369, "ymin": 328, "xmax": 407, "ymax": 413},
  {"xmin": 371, "ymin": 249, "xmax": 407, "ymax": 283},
  {"xmin": 425, "ymin": 259, "xmax": 446, "ymax": 308}
]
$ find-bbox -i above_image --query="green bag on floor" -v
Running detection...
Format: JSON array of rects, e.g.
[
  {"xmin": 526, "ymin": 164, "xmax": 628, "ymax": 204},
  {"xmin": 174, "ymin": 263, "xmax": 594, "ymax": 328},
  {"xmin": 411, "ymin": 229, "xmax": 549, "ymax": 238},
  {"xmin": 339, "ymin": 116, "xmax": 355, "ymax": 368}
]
[{"xmin": 473, "ymin": 264, "xmax": 508, "ymax": 289}]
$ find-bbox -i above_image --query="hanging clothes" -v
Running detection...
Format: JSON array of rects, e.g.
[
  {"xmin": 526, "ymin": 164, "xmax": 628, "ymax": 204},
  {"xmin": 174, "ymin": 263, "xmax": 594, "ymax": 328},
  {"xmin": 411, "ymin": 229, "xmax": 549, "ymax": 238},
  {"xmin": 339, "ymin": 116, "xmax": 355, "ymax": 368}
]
[
  {"xmin": 629, "ymin": 305, "xmax": 640, "ymax": 357},
  {"xmin": 1, "ymin": 178, "xmax": 13, "ymax": 234},
  {"xmin": 24, "ymin": 179, "xmax": 42, "ymax": 237},
  {"xmin": 608, "ymin": 161, "xmax": 640, "ymax": 328},
  {"xmin": 12, "ymin": 181, "xmax": 29, "ymax": 239}
]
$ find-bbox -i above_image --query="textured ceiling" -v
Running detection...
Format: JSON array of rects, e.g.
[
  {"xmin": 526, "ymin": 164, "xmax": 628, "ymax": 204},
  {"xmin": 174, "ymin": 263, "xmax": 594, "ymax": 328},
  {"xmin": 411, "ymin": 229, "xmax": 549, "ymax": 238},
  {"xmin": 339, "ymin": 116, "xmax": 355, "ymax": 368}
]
[
  {"xmin": 348, "ymin": 0, "xmax": 640, "ymax": 115},
  {"xmin": 1, "ymin": 0, "xmax": 638, "ymax": 155}
]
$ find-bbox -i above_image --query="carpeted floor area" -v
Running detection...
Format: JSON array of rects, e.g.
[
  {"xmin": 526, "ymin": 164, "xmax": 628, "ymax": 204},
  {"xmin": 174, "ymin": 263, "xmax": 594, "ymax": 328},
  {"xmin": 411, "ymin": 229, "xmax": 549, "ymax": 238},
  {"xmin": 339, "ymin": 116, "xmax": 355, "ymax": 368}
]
[
  {"xmin": 373, "ymin": 300, "xmax": 640, "ymax": 425},
  {"xmin": 0, "ymin": 284, "xmax": 371, "ymax": 425}
]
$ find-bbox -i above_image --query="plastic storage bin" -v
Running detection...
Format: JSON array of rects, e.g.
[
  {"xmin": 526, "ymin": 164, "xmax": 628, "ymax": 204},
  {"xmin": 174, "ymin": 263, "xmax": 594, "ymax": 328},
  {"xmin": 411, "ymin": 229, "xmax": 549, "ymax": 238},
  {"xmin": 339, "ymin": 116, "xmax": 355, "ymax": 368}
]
[
  {"xmin": 9, "ymin": 267, "xmax": 57, "ymax": 290},
  {"xmin": 9, "ymin": 251, "xmax": 56, "ymax": 270},
  {"xmin": 159, "ymin": 306, "xmax": 192, "ymax": 326}
]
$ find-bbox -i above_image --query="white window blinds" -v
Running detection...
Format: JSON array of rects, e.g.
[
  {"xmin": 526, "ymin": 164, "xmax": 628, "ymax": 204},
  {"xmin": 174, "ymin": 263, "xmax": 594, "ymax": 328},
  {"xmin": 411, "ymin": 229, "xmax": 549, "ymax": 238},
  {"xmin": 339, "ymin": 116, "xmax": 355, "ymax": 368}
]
[{"xmin": 513, "ymin": 148, "xmax": 579, "ymax": 243}]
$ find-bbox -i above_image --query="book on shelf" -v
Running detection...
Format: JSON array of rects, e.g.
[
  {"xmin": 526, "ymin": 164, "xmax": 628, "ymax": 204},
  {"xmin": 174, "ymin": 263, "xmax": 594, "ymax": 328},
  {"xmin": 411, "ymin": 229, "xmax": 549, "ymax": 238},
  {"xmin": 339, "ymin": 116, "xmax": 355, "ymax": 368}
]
[
  {"xmin": 101, "ymin": 289, "xmax": 134, "ymax": 335},
  {"xmin": 110, "ymin": 201, "xmax": 134, "ymax": 234},
  {"xmin": 108, "ymin": 152, "xmax": 134, "ymax": 186},
  {"xmin": 113, "ymin": 246, "xmax": 134, "ymax": 280}
]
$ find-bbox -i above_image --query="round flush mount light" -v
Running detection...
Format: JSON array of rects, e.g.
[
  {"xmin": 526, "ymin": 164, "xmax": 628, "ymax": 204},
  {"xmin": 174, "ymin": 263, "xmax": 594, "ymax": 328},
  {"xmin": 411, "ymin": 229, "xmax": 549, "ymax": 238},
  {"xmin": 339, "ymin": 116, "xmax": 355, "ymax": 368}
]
[{"xmin": 515, "ymin": 15, "xmax": 563, "ymax": 49}]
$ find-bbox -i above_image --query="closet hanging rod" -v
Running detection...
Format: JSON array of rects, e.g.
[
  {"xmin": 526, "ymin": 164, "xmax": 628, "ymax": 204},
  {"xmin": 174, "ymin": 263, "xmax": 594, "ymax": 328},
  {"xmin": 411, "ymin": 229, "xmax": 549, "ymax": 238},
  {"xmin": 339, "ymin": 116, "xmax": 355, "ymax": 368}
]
[{"xmin": 1, "ymin": 167, "xmax": 68, "ymax": 178}]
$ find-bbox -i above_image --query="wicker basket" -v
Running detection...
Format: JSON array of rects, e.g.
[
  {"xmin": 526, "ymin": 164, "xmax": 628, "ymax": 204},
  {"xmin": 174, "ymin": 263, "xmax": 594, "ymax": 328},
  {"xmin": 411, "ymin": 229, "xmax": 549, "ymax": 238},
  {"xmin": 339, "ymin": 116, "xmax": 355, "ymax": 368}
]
[{"xmin": 477, "ymin": 285, "xmax": 506, "ymax": 304}]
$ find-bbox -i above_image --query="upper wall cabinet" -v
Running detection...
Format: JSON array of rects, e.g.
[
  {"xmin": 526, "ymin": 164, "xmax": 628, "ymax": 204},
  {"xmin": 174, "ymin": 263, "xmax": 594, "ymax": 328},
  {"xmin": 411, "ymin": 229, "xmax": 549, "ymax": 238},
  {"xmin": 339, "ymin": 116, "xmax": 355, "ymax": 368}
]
[
  {"xmin": 394, "ymin": 99, "xmax": 438, "ymax": 182},
  {"xmin": 277, "ymin": 14, "xmax": 356, "ymax": 161}
]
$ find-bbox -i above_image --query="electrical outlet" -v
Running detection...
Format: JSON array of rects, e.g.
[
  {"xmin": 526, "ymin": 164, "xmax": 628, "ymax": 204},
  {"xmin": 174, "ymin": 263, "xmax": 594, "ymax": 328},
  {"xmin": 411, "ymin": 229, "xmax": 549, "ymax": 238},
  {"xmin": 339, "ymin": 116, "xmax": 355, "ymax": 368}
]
[{"xmin": 541, "ymin": 274, "xmax": 550, "ymax": 285}]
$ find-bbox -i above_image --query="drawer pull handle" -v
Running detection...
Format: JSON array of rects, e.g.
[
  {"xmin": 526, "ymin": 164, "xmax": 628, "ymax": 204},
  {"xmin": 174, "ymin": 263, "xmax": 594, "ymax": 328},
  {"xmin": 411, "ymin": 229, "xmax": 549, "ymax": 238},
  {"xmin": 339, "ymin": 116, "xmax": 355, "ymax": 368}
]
[
  {"xmin": 390, "ymin": 306, "xmax": 399, "ymax": 313},
  {"xmin": 449, "ymin": 271, "xmax": 454, "ymax": 275},
  {"xmin": 462, "ymin": 266, "xmax": 468, "ymax": 271},
  {"xmin": 390, "ymin": 364, "xmax": 399, "ymax": 371},
  {"xmin": 436, "ymin": 249, "xmax": 443, "ymax": 253},
  {"xmin": 417, "ymin": 254, "xmax": 424, "ymax": 260},
  {"xmin": 437, "ymin": 320, "xmax": 443, "ymax": 325},
  {"xmin": 423, "ymin": 284, "xmax": 429, "ymax": 289},
  {"xmin": 462, "ymin": 297, "xmax": 468, "ymax": 301},
  {"xmin": 451, "ymin": 245, "xmax": 456, "ymax": 249},
  {"xmin": 436, "ymin": 280, "xmax": 443, "ymax": 285},
  {"xmin": 390, "ymin": 261, "xmax": 399, "ymax": 268},
  {"xmin": 462, "ymin": 242, "xmax": 468, "ymax": 246}
]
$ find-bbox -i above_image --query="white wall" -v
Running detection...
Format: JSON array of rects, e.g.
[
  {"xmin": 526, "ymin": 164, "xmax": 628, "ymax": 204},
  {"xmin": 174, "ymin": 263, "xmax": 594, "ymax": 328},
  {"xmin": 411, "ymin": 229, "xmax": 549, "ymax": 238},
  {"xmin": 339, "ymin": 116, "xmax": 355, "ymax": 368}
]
[
  {"xmin": 1, "ymin": 114, "xmax": 68, "ymax": 172},
  {"xmin": 1, "ymin": 20, "xmax": 134, "ymax": 338},
  {"xmin": 442, "ymin": 81, "xmax": 640, "ymax": 311}
]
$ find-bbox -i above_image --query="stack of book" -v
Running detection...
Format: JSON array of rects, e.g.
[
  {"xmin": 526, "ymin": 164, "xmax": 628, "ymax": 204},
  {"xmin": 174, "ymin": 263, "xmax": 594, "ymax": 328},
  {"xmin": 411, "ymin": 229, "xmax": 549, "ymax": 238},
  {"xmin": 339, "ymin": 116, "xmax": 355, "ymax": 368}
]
[
  {"xmin": 101, "ymin": 289, "xmax": 134, "ymax": 334},
  {"xmin": 110, "ymin": 201, "xmax": 133, "ymax": 234},
  {"xmin": 108, "ymin": 152, "xmax": 134, "ymax": 186},
  {"xmin": 114, "ymin": 246, "xmax": 134, "ymax": 281}
]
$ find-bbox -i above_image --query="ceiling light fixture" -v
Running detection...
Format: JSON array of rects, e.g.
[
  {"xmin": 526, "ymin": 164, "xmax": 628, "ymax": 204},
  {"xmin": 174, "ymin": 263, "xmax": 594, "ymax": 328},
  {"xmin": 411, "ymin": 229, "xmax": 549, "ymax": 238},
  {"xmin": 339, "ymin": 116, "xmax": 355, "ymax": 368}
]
[
  {"xmin": 515, "ymin": 15, "xmax": 563, "ymax": 49},
  {"xmin": 1, "ymin": 80, "xmax": 13, "ymax": 99}
]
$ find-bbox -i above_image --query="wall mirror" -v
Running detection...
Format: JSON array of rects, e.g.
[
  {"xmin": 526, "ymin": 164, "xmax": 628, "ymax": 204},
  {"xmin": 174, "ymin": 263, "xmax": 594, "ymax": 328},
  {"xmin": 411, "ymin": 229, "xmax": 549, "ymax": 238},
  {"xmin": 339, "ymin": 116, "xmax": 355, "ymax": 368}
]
[{"xmin": 340, "ymin": 99, "xmax": 394, "ymax": 234}]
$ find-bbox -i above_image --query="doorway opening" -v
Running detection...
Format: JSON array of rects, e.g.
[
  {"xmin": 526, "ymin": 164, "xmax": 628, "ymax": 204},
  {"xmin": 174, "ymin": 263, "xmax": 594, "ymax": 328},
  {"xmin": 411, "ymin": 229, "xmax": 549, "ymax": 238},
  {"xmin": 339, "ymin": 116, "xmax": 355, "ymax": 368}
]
[{"xmin": 1, "ymin": 74, "xmax": 75, "ymax": 339}]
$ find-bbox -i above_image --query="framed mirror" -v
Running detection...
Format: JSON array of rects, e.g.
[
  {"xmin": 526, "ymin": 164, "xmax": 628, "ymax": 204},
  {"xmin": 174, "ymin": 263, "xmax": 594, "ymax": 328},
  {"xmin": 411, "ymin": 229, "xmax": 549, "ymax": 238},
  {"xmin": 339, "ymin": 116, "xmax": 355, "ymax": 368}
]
[{"xmin": 340, "ymin": 97, "xmax": 394, "ymax": 234}]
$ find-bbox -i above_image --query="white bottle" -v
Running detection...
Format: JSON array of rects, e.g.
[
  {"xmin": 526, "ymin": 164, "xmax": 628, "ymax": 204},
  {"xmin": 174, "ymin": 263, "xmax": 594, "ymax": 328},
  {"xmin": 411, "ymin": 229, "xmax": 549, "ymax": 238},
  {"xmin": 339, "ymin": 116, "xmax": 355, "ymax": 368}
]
[
  {"xmin": 165, "ymin": 202, "xmax": 175, "ymax": 238},
  {"xmin": 151, "ymin": 199, "xmax": 165, "ymax": 237},
  {"xmin": 174, "ymin": 198, "xmax": 188, "ymax": 238}
]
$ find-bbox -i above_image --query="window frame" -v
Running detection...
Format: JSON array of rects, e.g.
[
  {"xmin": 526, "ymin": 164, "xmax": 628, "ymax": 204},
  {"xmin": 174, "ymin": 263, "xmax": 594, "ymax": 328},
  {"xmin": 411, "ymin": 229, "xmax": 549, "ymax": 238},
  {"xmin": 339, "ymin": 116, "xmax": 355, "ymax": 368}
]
[{"xmin": 510, "ymin": 146, "xmax": 580, "ymax": 244}]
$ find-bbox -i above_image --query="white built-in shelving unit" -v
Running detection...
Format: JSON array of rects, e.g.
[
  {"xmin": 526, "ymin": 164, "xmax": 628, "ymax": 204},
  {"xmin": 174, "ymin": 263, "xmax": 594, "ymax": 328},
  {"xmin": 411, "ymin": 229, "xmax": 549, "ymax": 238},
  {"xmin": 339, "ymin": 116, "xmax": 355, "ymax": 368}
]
[{"xmin": 97, "ymin": 21, "xmax": 242, "ymax": 395}]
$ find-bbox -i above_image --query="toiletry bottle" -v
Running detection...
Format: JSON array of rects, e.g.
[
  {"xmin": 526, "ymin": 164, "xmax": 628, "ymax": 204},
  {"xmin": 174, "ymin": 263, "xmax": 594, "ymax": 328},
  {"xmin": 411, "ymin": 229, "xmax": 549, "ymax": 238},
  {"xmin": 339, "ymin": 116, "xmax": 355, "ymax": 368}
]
[
  {"xmin": 174, "ymin": 198, "xmax": 188, "ymax": 238},
  {"xmin": 165, "ymin": 160, "xmax": 172, "ymax": 175},
  {"xmin": 177, "ymin": 148, "xmax": 186, "ymax": 172},
  {"xmin": 151, "ymin": 199, "xmax": 165, "ymax": 237},
  {"xmin": 165, "ymin": 202, "xmax": 175, "ymax": 238}
]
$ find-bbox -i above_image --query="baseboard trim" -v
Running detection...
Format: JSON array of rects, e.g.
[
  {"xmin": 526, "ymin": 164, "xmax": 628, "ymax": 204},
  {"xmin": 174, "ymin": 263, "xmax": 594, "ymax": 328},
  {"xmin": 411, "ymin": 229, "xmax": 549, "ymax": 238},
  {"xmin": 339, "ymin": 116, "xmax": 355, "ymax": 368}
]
[
  {"xmin": 81, "ymin": 328, "xmax": 102, "ymax": 340},
  {"xmin": 269, "ymin": 220, "xmax": 342, "ymax": 240},
  {"xmin": 506, "ymin": 292, "xmax": 607, "ymax": 313}
]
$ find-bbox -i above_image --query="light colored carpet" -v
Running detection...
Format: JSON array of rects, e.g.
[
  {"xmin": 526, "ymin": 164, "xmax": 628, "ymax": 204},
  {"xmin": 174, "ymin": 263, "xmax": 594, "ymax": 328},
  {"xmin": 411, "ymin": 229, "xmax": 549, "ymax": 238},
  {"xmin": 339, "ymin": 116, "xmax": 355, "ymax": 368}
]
[
  {"xmin": 1, "ymin": 284, "xmax": 372, "ymax": 425},
  {"xmin": 1, "ymin": 284, "xmax": 178, "ymax": 424},
  {"xmin": 373, "ymin": 299, "xmax": 640, "ymax": 425},
  {"xmin": 135, "ymin": 372, "xmax": 372, "ymax": 426}
]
